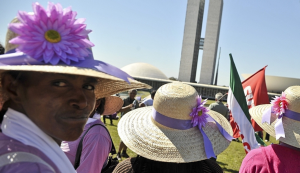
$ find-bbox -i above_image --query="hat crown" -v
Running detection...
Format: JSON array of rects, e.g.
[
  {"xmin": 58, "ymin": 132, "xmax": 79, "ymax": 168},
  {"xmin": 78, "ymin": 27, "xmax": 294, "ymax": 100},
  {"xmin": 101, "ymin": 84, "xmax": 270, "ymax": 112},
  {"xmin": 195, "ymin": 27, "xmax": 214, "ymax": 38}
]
[
  {"xmin": 153, "ymin": 82, "xmax": 198, "ymax": 120},
  {"xmin": 285, "ymin": 86, "xmax": 300, "ymax": 113}
]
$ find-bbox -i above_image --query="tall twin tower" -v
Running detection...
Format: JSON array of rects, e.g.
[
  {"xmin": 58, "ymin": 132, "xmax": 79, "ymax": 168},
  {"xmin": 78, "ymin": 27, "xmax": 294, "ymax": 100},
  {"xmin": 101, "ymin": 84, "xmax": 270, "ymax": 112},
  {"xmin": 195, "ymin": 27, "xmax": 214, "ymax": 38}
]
[{"xmin": 178, "ymin": 0, "xmax": 223, "ymax": 84}]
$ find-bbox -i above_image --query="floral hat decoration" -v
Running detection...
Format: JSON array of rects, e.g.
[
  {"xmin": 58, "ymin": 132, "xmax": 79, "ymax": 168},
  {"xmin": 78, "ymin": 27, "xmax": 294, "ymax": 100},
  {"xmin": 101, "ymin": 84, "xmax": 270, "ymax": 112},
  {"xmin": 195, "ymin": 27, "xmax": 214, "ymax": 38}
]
[
  {"xmin": 118, "ymin": 82, "xmax": 233, "ymax": 163},
  {"xmin": 0, "ymin": 2, "xmax": 151, "ymax": 105},
  {"xmin": 250, "ymin": 86, "xmax": 300, "ymax": 148}
]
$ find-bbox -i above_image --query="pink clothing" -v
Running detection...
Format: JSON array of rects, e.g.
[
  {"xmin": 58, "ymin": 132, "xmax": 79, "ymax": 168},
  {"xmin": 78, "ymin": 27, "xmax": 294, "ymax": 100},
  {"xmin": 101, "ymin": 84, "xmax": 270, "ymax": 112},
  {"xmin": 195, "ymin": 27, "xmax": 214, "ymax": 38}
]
[
  {"xmin": 61, "ymin": 119, "xmax": 111, "ymax": 173},
  {"xmin": 0, "ymin": 133, "xmax": 60, "ymax": 173},
  {"xmin": 240, "ymin": 144, "xmax": 300, "ymax": 173}
]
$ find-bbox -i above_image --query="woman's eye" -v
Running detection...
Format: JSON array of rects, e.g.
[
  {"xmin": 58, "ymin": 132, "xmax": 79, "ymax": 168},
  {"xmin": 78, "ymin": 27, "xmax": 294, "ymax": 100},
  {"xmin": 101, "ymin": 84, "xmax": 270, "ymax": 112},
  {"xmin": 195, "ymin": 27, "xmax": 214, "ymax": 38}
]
[
  {"xmin": 53, "ymin": 81, "xmax": 67, "ymax": 87},
  {"xmin": 84, "ymin": 85, "xmax": 95, "ymax": 90}
]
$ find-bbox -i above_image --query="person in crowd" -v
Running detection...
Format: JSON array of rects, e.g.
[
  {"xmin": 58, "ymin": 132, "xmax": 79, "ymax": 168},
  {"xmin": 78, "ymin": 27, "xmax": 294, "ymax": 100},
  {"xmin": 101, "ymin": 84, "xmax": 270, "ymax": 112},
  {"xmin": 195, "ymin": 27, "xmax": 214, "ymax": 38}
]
[
  {"xmin": 117, "ymin": 89, "xmax": 139, "ymax": 160},
  {"xmin": 113, "ymin": 82, "xmax": 233, "ymax": 173},
  {"xmin": 240, "ymin": 86, "xmax": 300, "ymax": 173},
  {"xmin": 139, "ymin": 90, "xmax": 156, "ymax": 107},
  {"xmin": 0, "ymin": 3, "xmax": 149, "ymax": 172},
  {"xmin": 208, "ymin": 93, "xmax": 229, "ymax": 120},
  {"xmin": 61, "ymin": 96, "xmax": 123, "ymax": 173},
  {"xmin": 103, "ymin": 114, "xmax": 114, "ymax": 125}
]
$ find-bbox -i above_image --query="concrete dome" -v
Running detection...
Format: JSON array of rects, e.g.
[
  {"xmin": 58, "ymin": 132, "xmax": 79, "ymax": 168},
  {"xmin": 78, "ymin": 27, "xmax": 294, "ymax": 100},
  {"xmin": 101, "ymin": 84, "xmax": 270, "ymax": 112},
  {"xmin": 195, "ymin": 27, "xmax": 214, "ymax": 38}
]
[
  {"xmin": 121, "ymin": 63, "xmax": 168, "ymax": 80},
  {"xmin": 242, "ymin": 74, "xmax": 300, "ymax": 93}
]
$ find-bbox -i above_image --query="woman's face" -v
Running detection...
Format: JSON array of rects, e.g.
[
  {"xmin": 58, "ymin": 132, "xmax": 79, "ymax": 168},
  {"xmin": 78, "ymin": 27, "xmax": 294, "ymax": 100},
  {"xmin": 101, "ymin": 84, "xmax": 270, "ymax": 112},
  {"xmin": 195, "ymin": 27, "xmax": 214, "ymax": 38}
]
[{"xmin": 4, "ymin": 72, "xmax": 98, "ymax": 142}]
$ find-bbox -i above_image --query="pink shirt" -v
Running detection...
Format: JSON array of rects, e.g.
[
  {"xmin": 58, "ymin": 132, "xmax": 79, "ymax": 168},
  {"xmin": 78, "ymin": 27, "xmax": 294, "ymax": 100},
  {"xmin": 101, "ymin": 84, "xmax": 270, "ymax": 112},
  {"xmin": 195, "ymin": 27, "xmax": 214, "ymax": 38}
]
[
  {"xmin": 0, "ymin": 133, "xmax": 60, "ymax": 173},
  {"xmin": 61, "ymin": 119, "xmax": 111, "ymax": 173},
  {"xmin": 240, "ymin": 144, "xmax": 300, "ymax": 173}
]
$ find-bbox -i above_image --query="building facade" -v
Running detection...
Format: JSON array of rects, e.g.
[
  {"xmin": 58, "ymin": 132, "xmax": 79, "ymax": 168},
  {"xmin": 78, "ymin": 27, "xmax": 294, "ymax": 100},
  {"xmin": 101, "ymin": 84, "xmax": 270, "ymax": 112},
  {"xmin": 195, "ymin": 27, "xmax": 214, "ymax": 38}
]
[
  {"xmin": 178, "ymin": 0, "xmax": 205, "ymax": 83},
  {"xmin": 199, "ymin": 0, "xmax": 223, "ymax": 84},
  {"xmin": 178, "ymin": 0, "xmax": 223, "ymax": 85}
]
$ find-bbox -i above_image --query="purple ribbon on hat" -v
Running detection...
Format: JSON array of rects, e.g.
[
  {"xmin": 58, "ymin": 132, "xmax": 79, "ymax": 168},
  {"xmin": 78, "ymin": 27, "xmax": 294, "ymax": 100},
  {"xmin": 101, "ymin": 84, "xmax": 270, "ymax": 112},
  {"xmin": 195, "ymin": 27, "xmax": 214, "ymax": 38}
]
[
  {"xmin": 1, "ymin": 49, "xmax": 132, "ymax": 83},
  {"xmin": 152, "ymin": 100, "xmax": 233, "ymax": 159},
  {"xmin": 262, "ymin": 107, "xmax": 300, "ymax": 140}
]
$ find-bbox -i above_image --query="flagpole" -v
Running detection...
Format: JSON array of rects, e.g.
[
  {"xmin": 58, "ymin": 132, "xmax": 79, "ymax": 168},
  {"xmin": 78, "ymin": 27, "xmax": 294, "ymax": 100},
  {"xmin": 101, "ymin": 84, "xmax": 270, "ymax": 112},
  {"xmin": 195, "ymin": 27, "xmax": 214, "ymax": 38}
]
[{"xmin": 214, "ymin": 47, "xmax": 221, "ymax": 85}]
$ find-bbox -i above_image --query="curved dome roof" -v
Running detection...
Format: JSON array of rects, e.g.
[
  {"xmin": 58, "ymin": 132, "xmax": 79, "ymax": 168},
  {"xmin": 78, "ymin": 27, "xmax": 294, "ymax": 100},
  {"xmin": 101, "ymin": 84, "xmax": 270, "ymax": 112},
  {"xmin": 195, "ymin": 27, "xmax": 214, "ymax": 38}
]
[
  {"xmin": 121, "ymin": 63, "xmax": 168, "ymax": 80},
  {"xmin": 242, "ymin": 74, "xmax": 300, "ymax": 92}
]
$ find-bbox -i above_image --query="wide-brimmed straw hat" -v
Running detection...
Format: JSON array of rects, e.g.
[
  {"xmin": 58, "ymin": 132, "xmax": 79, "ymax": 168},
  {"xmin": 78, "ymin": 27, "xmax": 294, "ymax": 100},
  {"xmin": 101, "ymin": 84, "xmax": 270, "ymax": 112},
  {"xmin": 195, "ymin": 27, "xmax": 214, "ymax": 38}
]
[
  {"xmin": 102, "ymin": 96, "xmax": 123, "ymax": 115},
  {"xmin": 0, "ymin": 2, "xmax": 151, "ymax": 108},
  {"xmin": 250, "ymin": 86, "xmax": 300, "ymax": 148},
  {"xmin": 118, "ymin": 82, "xmax": 233, "ymax": 163}
]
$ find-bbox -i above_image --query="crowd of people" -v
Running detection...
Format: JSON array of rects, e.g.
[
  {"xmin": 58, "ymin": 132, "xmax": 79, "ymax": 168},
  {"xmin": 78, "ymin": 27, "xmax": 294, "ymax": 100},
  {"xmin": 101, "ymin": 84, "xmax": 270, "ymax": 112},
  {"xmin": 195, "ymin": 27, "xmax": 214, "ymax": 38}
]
[{"xmin": 0, "ymin": 2, "xmax": 299, "ymax": 173}]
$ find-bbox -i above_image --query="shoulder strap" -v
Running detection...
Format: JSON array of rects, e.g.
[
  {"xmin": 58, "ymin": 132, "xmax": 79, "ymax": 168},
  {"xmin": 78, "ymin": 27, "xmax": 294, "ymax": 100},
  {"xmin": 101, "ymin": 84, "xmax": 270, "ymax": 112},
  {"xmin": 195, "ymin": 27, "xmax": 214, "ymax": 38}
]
[
  {"xmin": 0, "ymin": 152, "xmax": 55, "ymax": 172},
  {"xmin": 74, "ymin": 124, "xmax": 116, "ymax": 169}
]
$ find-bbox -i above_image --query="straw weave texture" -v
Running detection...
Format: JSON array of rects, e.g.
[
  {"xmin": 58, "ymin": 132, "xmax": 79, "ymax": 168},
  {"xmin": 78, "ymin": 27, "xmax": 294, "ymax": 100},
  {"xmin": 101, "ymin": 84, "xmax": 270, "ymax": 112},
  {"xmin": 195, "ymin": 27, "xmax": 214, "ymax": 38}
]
[
  {"xmin": 154, "ymin": 82, "xmax": 198, "ymax": 120},
  {"xmin": 103, "ymin": 96, "xmax": 123, "ymax": 115}
]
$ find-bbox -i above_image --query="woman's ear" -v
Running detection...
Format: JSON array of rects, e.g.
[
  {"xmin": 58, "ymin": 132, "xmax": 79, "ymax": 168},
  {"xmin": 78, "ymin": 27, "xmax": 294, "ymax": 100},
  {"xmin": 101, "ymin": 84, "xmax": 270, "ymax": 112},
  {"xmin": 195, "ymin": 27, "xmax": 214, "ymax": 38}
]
[
  {"xmin": 95, "ymin": 99, "xmax": 101, "ymax": 109},
  {"xmin": 1, "ymin": 74, "xmax": 22, "ymax": 104}
]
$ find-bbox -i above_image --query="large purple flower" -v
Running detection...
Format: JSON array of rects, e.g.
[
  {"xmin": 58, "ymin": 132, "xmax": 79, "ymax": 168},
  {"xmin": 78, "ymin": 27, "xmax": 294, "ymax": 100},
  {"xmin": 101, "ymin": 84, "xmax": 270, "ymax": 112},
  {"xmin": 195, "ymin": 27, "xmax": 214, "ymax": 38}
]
[
  {"xmin": 9, "ymin": 2, "xmax": 94, "ymax": 65},
  {"xmin": 190, "ymin": 96, "xmax": 210, "ymax": 128}
]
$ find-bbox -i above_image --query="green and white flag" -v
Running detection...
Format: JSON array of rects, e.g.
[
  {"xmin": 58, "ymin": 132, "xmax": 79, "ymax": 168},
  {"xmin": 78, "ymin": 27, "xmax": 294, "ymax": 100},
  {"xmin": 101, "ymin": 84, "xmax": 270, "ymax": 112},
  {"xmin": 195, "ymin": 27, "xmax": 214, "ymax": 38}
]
[{"xmin": 227, "ymin": 54, "xmax": 260, "ymax": 153}]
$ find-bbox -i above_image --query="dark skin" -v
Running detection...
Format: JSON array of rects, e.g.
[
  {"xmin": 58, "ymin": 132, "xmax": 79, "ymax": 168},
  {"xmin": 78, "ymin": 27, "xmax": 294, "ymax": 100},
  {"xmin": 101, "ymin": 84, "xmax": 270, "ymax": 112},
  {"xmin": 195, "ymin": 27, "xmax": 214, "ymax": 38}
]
[{"xmin": 1, "ymin": 72, "xmax": 98, "ymax": 145}]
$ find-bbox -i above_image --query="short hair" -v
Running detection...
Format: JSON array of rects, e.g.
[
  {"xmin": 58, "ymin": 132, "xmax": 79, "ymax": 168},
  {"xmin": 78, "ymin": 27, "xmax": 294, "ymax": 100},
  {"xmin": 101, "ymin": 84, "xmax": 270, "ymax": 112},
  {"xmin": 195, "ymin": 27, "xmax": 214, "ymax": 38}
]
[
  {"xmin": 215, "ymin": 93, "xmax": 223, "ymax": 101},
  {"xmin": 151, "ymin": 90, "xmax": 156, "ymax": 99},
  {"xmin": 128, "ymin": 89, "xmax": 137, "ymax": 93}
]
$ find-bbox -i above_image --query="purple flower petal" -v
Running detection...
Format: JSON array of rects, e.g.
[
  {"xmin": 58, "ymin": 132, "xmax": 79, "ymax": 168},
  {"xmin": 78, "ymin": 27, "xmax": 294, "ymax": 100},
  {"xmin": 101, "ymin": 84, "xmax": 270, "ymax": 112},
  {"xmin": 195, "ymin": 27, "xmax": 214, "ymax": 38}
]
[
  {"xmin": 8, "ymin": 23, "xmax": 25, "ymax": 35},
  {"xmin": 49, "ymin": 55, "xmax": 60, "ymax": 65},
  {"xmin": 49, "ymin": 3, "xmax": 58, "ymax": 23},
  {"xmin": 33, "ymin": 2, "xmax": 48, "ymax": 22},
  {"xmin": 60, "ymin": 28, "xmax": 71, "ymax": 36},
  {"xmin": 52, "ymin": 20, "xmax": 58, "ymax": 30},
  {"xmin": 74, "ymin": 18, "xmax": 86, "ymax": 25},
  {"xmin": 43, "ymin": 49, "xmax": 54, "ymax": 63},
  {"xmin": 47, "ymin": 43, "xmax": 53, "ymax": 50},
  {"xmin": 39, "ymin": 20, "xmax": 47, "ymax": 31},
  {"xmin": 67, "ymin": 56, "xmax": 79, "ymax": 62},
  {"xmin": 42, "ymin": 41, "xmax": 47, "ymax": 49},
  {"xmin": 47, "ymin": 20, "xmax": 53, "ymax": 29},
  {"xmin": 33, "ymin": 25, "xmax": 44, "ymax": 34},
  {"xmin": 57, "ymin": 24, "xmax": 65, "ymax": 33}
]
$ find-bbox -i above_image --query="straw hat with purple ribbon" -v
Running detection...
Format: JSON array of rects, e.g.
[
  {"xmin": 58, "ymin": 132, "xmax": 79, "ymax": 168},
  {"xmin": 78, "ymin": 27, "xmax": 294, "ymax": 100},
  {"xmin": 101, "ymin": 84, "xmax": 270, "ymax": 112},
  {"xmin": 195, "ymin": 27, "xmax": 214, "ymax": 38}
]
[
  {"xmin": 118, "ymin": 82, "xmax": 233, "ymax": 162},
  {"xmin": 0, "ymin": 2, "xmax": 151, "ymax": 107},
  {"xmin": 250, "ymin": 86, "xmax": 300, "ymax": 148}
]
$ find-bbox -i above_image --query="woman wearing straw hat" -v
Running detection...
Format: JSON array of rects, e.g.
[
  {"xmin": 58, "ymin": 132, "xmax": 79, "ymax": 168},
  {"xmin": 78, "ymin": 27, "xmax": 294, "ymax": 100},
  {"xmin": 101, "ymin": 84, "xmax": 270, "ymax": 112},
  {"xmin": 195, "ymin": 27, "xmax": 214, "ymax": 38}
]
[
  {"xmin": 0, "ymin": 2, "xmax": 150, "ymax": 172},
  {"xmin": 240, "ymin": 86, "xmax": 300, "ymax": 173},
  {"xmin": 113, "ymin": 82, "xmax": 233, "ymax": 173},
  {"xmin": 61, "ymin": 96, "xmax": 122, "ymax": 173}
]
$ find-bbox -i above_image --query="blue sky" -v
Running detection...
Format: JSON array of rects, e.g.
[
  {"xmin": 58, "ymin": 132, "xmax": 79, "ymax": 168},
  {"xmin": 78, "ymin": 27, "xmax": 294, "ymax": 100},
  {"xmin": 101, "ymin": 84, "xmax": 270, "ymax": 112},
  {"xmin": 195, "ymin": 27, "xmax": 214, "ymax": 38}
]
[{"xmin": 1, "ymin": 0, "xmax": 300, "ymax": 86}]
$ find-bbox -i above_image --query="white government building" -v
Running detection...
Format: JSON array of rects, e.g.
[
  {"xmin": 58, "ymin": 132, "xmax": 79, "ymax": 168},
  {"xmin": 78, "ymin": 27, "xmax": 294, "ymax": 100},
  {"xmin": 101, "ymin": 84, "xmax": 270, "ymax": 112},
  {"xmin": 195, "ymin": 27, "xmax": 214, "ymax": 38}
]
[{"xmin": 121, "ymin": 63, "xmax": 297, "ymax": 100}]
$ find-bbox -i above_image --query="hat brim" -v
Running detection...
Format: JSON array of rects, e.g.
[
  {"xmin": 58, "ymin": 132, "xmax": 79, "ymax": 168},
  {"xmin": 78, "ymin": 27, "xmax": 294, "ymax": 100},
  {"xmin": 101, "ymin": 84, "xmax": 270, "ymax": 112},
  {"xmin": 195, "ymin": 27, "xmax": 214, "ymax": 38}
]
[
  {"xmin": 250, "ymin": 104, "xmax": 300, "ymax": 148},
  {"xmin": 118, "ymin": 106, "xmax": 233, "ymax": 163},
  {"xmin": 103, "ymin": 96, "xmax": 123, "ymax": 115},
  {"xmin": 0, "ymin": 65, "xmax": 151, "ymax": 105}
]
